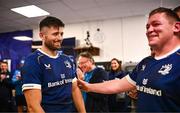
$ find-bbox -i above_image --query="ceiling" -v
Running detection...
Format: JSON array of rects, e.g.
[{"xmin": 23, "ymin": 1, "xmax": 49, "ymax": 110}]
[{"xmin": 0, "ymin": 0, "xmax": 179, "ymax": 33}]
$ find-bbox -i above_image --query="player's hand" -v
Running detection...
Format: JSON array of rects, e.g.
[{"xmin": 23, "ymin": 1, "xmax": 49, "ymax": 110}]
[
  {"xmin": 127, "ymin": 89, "xmax": 138, "ymax": 100},
  {"xmin": 0, "ymin": 74, "xmax": 6, "ymax": 80},
  {"xmin": 77, "ymin": 79, "xmax": 90, "ymax": 92}
]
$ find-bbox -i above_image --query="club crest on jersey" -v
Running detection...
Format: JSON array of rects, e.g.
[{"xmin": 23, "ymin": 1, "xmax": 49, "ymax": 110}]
[
  {"xmin": 142, "ymin": 78, "xmax": 148, "ymax": 85},
  {"xmin": 141, "ymin": 65, "xmax": 146, "ymax": 71},
  {"xmin": 60, "ymin": 74, "xmax": 65, "ymax": 79},
  {"xmin": 64, "ymin": 60, "xmax": 72, "ymax": 68},
  {"xmin": 44, "ymin": 64, "xmax": 51, "ymax": 69},
  {"xmin": 158, "ymin": 64, "xmax": 172, "ymax": 75}
]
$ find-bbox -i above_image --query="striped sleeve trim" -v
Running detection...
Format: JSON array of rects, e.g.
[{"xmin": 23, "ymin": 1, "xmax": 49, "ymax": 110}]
[
  {"xmin": 72, "ymin": 77, "xmax": 77, "ymax": 83},
  {"xmin": 22, "ymin": 84, "xmax": 41, "ymax": 91},
  {"xmin": 125, "ymin": 74, "xmax": 136, "ymax": 86}
]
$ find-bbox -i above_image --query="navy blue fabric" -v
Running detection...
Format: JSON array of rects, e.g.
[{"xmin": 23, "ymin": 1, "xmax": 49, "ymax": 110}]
[
  {"xmin": 129, "ymin": 49, "xmax": 180, "ymax": 112},
  {"xmin": 22, "ymin": 50, "xmax": 76, "ymax": 112}
]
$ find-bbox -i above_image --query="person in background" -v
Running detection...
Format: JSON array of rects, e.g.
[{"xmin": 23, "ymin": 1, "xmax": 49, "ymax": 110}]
[
  {"xmin": 77, "ymin": 52, "xmax": 109, "ymax": 113},
  {"xmin": 0, "ymin": 61, "xmax": 14, "ymax": 112},
  {"xmin": 77, "ymin": 7, "xmax": 180, "ymax": 112},
  {"xmin": 12, "ymin": 60, "xmax": 27, "ymax": 113},
  {"xmin": 21, "ymin": 16, "xmax": 85, "ymax": 113},
  {"xmin": 174, "ymin": 5, "xmax": 180, "ymax": 18},
  {"xmin": 0, "ymin": 61, "xmax": 11, "ymax": 76},
  {"xmin": 108, "ymin": 58, "xmax": 129, "ymax": 112}
]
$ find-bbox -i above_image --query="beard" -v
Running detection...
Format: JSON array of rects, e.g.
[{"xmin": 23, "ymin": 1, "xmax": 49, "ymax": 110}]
[{"xmin": 44, "ymin": 40, "xmax": 62, "ymax": 51}]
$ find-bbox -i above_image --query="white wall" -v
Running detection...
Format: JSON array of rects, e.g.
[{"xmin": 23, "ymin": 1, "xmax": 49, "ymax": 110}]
[{"xmin": 33, "ymin": 15, "xmax": 150, "ymax": 63}]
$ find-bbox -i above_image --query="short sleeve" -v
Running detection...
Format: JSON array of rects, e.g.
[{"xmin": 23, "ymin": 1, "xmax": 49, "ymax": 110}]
[{"xmin": 21, "ymin": 56, "xmax": 42, "ymax": 91}]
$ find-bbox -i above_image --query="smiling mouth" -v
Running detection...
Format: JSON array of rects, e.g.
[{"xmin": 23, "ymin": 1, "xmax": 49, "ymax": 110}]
[{"xmin": 148, "ymin": 35, "xmax": 158, "ymax": 40}]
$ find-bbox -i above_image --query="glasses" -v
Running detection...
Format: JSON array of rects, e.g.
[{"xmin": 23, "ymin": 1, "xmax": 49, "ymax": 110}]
[{"xmin": 77, "ymin": 60, "xmax": 89, "ymax": 66}]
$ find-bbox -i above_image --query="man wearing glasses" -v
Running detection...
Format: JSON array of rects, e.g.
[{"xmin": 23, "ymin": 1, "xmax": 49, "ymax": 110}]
[{"xmin": 77, "ymin": 52, "xmax": 109, "ymax": 113}]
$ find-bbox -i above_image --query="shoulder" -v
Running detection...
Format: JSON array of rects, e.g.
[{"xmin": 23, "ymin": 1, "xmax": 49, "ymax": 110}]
[
  {"xmin": 174, "ymin": 49, "xmax": 180, "ymax": 57},
  {"xmin": 59, "ymin": 53, "xmax": 72, "ymax": 60},
  {"xmin": 136, "ymin": 56, "xmax": 153, "ymax": 69},
  {"xmin": 140, "ymin": 56, "xmax": 153, "ymax": 63},
  {"xmin": 59, "ymin": 54, "xmax": 75, "ymax": 64},
  {"xmin": 24, "ymin": 50, "xmax": 45, "ymax": 67},
  {"xmin": 25, "ymin": 50, "xmax": 43, "ymax": 61},
  {"xmin": 94, "ymin": 67, "xmax": 106, "ymax": 73},
  {"xmin": 93, "ymin": 67, "xmax": 108, "ymax": 77}
]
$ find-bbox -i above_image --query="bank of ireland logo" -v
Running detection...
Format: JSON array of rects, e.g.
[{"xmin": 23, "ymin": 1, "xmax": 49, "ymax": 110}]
[
  {"xmin": 158, "ymin": 64, "xmax": 172, "ymax": 75},
  {"xmin": 142, "ymin": 78, "xmax": 148, "ymax": 85},
  {"xmin": 64, "ymin": 60, "xmax": 72, "ymax": 68},
  {"xmin": 44, "ymin": 64, "xmax": 51, "ymax": 69}
]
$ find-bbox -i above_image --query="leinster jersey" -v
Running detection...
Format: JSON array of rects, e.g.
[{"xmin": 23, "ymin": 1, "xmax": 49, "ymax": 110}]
[
  {"xmin": 22, "ymin": 49, "xmax": 76, "ymax": 112},
  {"xmin": 126, "ymin": 47, "xmax": 180, "ymax": 112}
]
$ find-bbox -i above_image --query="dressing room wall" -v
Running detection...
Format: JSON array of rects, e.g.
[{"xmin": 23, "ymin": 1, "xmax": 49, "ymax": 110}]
[{"xmin": 33, "ymin": 15, "xmax": 150, "ymax": 63}]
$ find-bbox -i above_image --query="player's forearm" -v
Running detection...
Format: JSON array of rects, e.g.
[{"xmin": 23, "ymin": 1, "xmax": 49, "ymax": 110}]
[
  {"xmin": 24, "ymin": 89, "xmax": 45, "ymax": 113},
  {"xmin": 87, "ymin": 79, "xmax": 120, "ymax": 94},
  {"xmin": 72, "ymin": 82, "xmax": 86, "ymax": 113},
  {"xmin": 72, "ymin": 92, "xmax": 86, "ymax": 113},
  {"xmin": 88, "ymin": 77, "xmax": 135, "ymax": 94}
]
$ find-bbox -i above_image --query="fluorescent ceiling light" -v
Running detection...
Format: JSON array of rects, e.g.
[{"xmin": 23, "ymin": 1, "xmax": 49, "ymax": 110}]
[
  {"xmin": 13, "ymin": 36, "xmax": 32, "ymax": 41},
  {"xmin": 11, "ymin": 5, "xmax": 49, "ymax": 18}
]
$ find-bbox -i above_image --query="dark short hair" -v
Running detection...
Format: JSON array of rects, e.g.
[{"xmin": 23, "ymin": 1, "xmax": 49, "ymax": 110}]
[
  {"xmin": 1, "ymin": 61, "xmax": 8, "ymax": 65},
  {"xmin": 149, "ymin": 7, "xmax": 180, "ymax": 22},
  {"xmin": 173, "ymin": 6, "xmax": 180, "ymax": 13},
  {"xmin": 39, "ymin": 16, "xmax": 65, "ymax": 31},
  {"xmin": 78, "ymin": 52, "xmax": 95, "ymax": 64}
]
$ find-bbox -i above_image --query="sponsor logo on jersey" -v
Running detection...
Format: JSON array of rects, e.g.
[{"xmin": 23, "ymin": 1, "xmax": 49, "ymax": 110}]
[
  {"xmin": 64, "ymin": 60, "xmax": 72, "ymax": 68},
  {"xmin": 44, "ymin": 64, "xmax": 51, "ymax": 69},
  {"xmin": 48, "ymin": 78, "xmax": 73, "ymax": 88},
  {"xmin": 158, "ymin": 64, "xmax": 172, "ymax": 75},
  {"xmin": 136, "ymin": 78, "xmax": 162, "ymax": 96},
  {"xmin": 136, "ymin": 85, "xmax": 162, "ymax": 96}
]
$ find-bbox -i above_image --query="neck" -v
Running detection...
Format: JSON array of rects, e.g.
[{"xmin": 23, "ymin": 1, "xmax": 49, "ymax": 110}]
[
  {"xmin": 88, "ymin": 65, "xmax": 96, "ymax": 72},
  {"xmin": 40, "ymin": 46, "xmax": 57, "ymax": 56},
  {"xmin": 154, "ymin": 37, "xmax": 180, "ymax": 57}
]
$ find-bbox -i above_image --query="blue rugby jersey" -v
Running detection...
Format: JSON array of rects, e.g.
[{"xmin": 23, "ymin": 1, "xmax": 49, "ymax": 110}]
[
  {"xmin": 22, "ymin": 49, "xmax": 76, "ymax": 112},
  {"xmin": 126, "ymin": 47, "xmax": 180, "ymax": 112}
]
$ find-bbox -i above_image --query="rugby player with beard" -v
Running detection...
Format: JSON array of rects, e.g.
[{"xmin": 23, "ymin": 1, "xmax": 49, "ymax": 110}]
[{"xmin": 22, "ymin": 16, "xmax": 86, "ymax": 113}]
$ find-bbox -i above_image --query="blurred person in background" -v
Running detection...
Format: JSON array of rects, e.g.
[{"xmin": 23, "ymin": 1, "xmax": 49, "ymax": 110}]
[
  {"xmin": 0, "ymin": 61, "xmax": 14, "ymax": 112},
  {"xmin": 12, "ymin": 60, "xmax": 27, "ymax": 113},
  {"xmin": 108, "ymin": 58, "xmax": 129, "ymax": 112}
]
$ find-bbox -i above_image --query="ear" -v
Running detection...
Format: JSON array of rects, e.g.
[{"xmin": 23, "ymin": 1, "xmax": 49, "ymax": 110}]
[
  {"xmin": 173, "ymin": 22, "xmax": 180, "ymax": 33},
  {"xmin": 173, "ymin": 22, "xmax": 180, "ymax": 38},
  {"xmin": 39, "ymin": 32, "xmax": 44, "ymax": 40}
]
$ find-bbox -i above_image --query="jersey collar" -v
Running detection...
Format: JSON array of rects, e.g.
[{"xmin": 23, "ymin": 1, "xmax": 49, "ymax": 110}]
[
  {"xmin": 155, "ymin": 46, "xmax": 180, "ymax": 60},
  {"xmin": 37, "ymin": 49, "xmax": 59, "ymax": 59}
]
